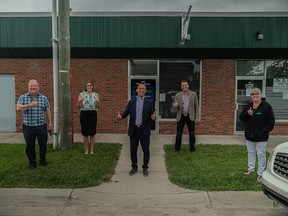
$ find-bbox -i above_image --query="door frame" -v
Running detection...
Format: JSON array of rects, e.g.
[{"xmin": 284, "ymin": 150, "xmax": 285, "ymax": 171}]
[
  {"xmin": 128, "ymin": 60, "xmax": 159, "ymax": 133},
  {"xmin": 234, "ymin": 76, "xmax": 265, "ymax": 134}
]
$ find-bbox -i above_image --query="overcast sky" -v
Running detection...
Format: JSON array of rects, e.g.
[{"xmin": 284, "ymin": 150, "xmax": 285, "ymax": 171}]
[{"xmin": 0, "ymin": 0, "xmax": 288, "ymax": 12}]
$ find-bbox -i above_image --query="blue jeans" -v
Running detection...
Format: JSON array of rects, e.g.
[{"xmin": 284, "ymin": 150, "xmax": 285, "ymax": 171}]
[
  {"xmin": 23, "ymin": 124, "xmax": 48, "ymax": 166},
  {"xmin": 175, "ymin": 114, "xmax": 195, "ymax": 152}
]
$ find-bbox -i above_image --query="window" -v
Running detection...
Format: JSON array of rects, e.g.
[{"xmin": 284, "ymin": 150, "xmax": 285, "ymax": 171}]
[
  {"xmin": 159, "ymin": 61, "xmax": 201, "ymax": 119},
  {"xmin": 237, "ymin": 60, "xmax": 264, "ymax": 76},
  {"xmin": 237, "ymin": 59, "xmax": 288, "ymax": 121},
  {"xmin": 130, "ymin": 60, "xmax": 157, "ymax": 76},
  {"xmin": 265, "ymin": 60, "xmax": 288, "ymax": 120}
]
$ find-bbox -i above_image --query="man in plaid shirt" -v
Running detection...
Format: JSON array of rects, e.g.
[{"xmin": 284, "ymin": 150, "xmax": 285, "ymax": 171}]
[{"xmin": 17, "ymin": 79, "xmax": 53, "ymax": 169}]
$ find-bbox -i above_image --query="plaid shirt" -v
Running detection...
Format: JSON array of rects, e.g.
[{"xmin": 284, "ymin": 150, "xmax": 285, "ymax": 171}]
[{"xmin": 17, "ymin": 93, "xmax": 50, "ymax": 126}]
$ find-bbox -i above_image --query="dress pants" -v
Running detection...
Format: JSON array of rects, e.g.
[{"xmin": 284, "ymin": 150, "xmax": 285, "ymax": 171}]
[
  {"xmin": 23, "ymin": 124, "xmax": 48, "ymax": 166},
  {"xmin": 175, "ymin": 114, "xmax": 195, "ymax": 151},
  {"xmin": 130, "ymin": 126, "xmax": 150, "ymax": 169}
]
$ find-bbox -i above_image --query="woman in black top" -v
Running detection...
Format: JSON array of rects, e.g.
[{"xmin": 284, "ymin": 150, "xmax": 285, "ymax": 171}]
[{"xmin": 239, "ymin": 87, "xmax": 275, "ymax": 183}]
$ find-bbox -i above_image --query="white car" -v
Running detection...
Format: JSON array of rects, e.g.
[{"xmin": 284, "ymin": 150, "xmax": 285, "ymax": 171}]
[{"xmin": 262, "ymin": 141, "xmax": 288, "ymax": 208}]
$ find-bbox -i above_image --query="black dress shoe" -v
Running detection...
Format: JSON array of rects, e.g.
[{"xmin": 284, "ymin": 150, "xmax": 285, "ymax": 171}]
[
  {"xmin": 40, "ymin": 161, "xmax": 47, "ymax": 166},
  {"xmin": 129, "ymin": 168, "xmax": 137, "ymax": 176},
  {"xmin": 190, "ymin": 148, "xmax": 196, "ymax": 153},
  {"xmin": 143, "ymin": 169, "xmax": 149, "ymax": 177},
  {"xmin": 30, "ymin": 164, "xmax": 37, "ymax": 169}
]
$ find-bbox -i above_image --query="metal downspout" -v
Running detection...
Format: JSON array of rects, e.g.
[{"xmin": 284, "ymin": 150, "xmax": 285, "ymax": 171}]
[{"xmin": 52, "ymin": 0, "xmax": 59, "ymax": 149}]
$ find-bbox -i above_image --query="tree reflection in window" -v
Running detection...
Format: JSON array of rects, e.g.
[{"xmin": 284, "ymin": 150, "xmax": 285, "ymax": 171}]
[
  {"xmin": 237, "ymin": 60, "xmax": 264, "ymax": 76},
  {"xmin": 266, "ymin": 60, "xmax": 288, "ymax": 120}
]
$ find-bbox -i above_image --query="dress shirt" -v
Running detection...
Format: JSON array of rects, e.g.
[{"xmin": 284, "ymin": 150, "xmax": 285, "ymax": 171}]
[
  {"xmin": 135, "ymin": 97, "xmax": 144, "ymax": 125},
  {"xmin": 80, "ymin": 92, "xmax": 98, "ymax": 111},
  {"xmin": 182, "ymin": 93, "xmax": 190, "ymax": 113}
]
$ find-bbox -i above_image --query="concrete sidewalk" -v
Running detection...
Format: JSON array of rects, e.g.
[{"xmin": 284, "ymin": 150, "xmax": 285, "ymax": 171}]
[{"xmin": 0, "ymin": 133, "xmax": 287, "ymax": 215}]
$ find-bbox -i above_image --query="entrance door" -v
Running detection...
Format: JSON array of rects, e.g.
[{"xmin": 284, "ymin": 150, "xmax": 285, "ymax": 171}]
[
  {"xmin": 130, "ymin": 78, "xmax": 158, "ymax": 132},
  {"xmin": 235, "ymin": 78, "xmax": 263, "ymax": 132},
  {"xmin": 129, "ymin": 60, "xmax": 159, "ymax": 133},
  {"xmin": 0, "ymin": 75, "xmax": 16, "ymax": 132}
]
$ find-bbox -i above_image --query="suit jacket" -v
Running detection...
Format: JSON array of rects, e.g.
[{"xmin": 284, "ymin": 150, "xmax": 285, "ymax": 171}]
[
  {"xmin": 121, "ymin": 97, "xmax": 155, "ymax": 136},
  {"xmin": 174, "ymin": 90, "xmax": 199, "ymax": 122}
]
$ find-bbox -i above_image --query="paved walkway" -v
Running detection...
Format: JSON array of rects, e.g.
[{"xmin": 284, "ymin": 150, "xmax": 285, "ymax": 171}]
[{"xmin": 0, "ymin": 133, "xmax": 287, "ymax": 215}]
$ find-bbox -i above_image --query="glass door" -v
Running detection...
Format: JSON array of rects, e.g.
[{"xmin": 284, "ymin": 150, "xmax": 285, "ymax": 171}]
[
  {"xmin": 129, "ymin": 60, "xmax": 159, "ymax": 133},
  {"xmin": 130, "ymin": 79, "xmax": 157, "ymax": 131},
  {"xmin": 235, "ymin": 78, "xmax": 263, "ymax": 132}
]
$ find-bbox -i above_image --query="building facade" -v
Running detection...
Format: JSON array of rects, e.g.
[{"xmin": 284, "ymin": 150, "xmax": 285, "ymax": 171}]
[{"xmin": 0, "ymin": 11, "xmax": 287, "ymax": 135}]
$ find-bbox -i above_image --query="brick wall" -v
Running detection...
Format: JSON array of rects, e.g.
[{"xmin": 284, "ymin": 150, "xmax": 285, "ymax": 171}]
[
  {"xmin": 272, "ymin": 123, "xmax": 288, "ymax": 135},
  {"xmin": 71, "ymin": 59, "xmax": 129, "ymax": 134},
  {"xmin": 200, "ymin": 59, "xmax": 236, "ymax": 135},
  {"xmin": 0, "ymin": 58, "xmax": 287, "ymax": 135}
]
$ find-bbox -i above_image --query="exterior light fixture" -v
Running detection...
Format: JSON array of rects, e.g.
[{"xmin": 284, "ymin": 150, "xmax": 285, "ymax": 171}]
[{"xmin": 256, "ymin": 31, "xmax": 264, "ymax": 40}]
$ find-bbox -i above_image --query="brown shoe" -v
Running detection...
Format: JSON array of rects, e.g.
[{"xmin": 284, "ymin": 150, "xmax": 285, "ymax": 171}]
[{"xmin": 257, "ymin": 175, "xmax": 262, "ymax": 183}]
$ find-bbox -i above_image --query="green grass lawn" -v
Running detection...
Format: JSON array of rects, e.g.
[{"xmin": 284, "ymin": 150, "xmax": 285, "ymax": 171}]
[
  {"xmin": 0, "ymin": 142, "xmax": 122, "ymax": 188},
  {"xmin": 0, "ymin": 142, "xmax": 267, "ymax": 191},
  {"xmin": 164, "ymin": 144, "xmax": 268, "ymax": 191}
]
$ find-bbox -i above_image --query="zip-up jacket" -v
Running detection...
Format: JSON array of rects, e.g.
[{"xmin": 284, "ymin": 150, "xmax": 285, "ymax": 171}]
[{"xmin": 239, "ymin": 99, "xmax": 275, "ymax": 142}]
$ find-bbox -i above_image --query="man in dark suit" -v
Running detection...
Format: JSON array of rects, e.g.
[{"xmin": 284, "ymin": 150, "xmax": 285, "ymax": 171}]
[{"xmin": 117, "ymin": 83, "xmax": 156, "ymax": 177}]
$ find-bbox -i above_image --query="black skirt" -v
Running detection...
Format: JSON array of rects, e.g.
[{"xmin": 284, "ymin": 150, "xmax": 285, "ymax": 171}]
[{"xmin": 80, "ymin": 110, "xmax": 97, "ymax": 136}]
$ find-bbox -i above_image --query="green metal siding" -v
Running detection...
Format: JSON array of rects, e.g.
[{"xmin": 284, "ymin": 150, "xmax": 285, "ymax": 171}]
[
  {"xmin": 188, "ymin": 17, "xmax": 288, "ymax": 48},
  {"xmin": 0, "ymin": 17, "xmax": 52, "ymax": 47},
  {"xmin": 70, "ymin": 17, "xmax": 180, "ymax": 48},
  {"xmin": 0, "ymin": 15, "xmax": 287, "ymax": 49}
]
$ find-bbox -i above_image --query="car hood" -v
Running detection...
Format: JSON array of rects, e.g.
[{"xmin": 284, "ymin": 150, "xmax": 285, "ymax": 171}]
[{"xmin": 274, "ymin": 141, "xmax": 288, "ymax": 153}]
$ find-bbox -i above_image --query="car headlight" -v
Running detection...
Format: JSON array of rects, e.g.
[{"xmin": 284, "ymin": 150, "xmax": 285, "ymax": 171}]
[{"xmin": 268, "ymin": 149, "xmax": 274, "ymax": 163}]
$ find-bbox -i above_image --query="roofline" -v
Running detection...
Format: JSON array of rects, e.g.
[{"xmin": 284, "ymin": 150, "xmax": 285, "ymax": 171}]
[
  {"xmin": 1, "ymin": 11, "xmax": 288, "ymax": 18},
  {"xmin": 71, "ymin": 11, "xmax": 288, "ymax": 17}
]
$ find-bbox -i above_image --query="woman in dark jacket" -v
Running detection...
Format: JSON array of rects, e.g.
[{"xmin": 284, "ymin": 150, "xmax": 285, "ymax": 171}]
[{"xmin": 239, "ymin": 87, "xmax": 275, "ymax": 183}]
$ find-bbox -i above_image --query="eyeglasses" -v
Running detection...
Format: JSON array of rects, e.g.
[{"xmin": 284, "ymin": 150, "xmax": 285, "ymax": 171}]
[{"xmin": 250, "ymin": 93, "xmax": 260, "ymax": 96}]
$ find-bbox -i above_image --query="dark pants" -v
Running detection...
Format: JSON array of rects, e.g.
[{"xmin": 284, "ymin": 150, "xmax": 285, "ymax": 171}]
[
  {"xmin": 23, "ymin": 124, "xmax": 48, "ymax": 166},
  {"xmin": 175, "ymin": 114, "xmax": 196, "ymax": 152},
  {"xmin": 130, "ymin": 126, "xmax": 150, "ymax": 169}
]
